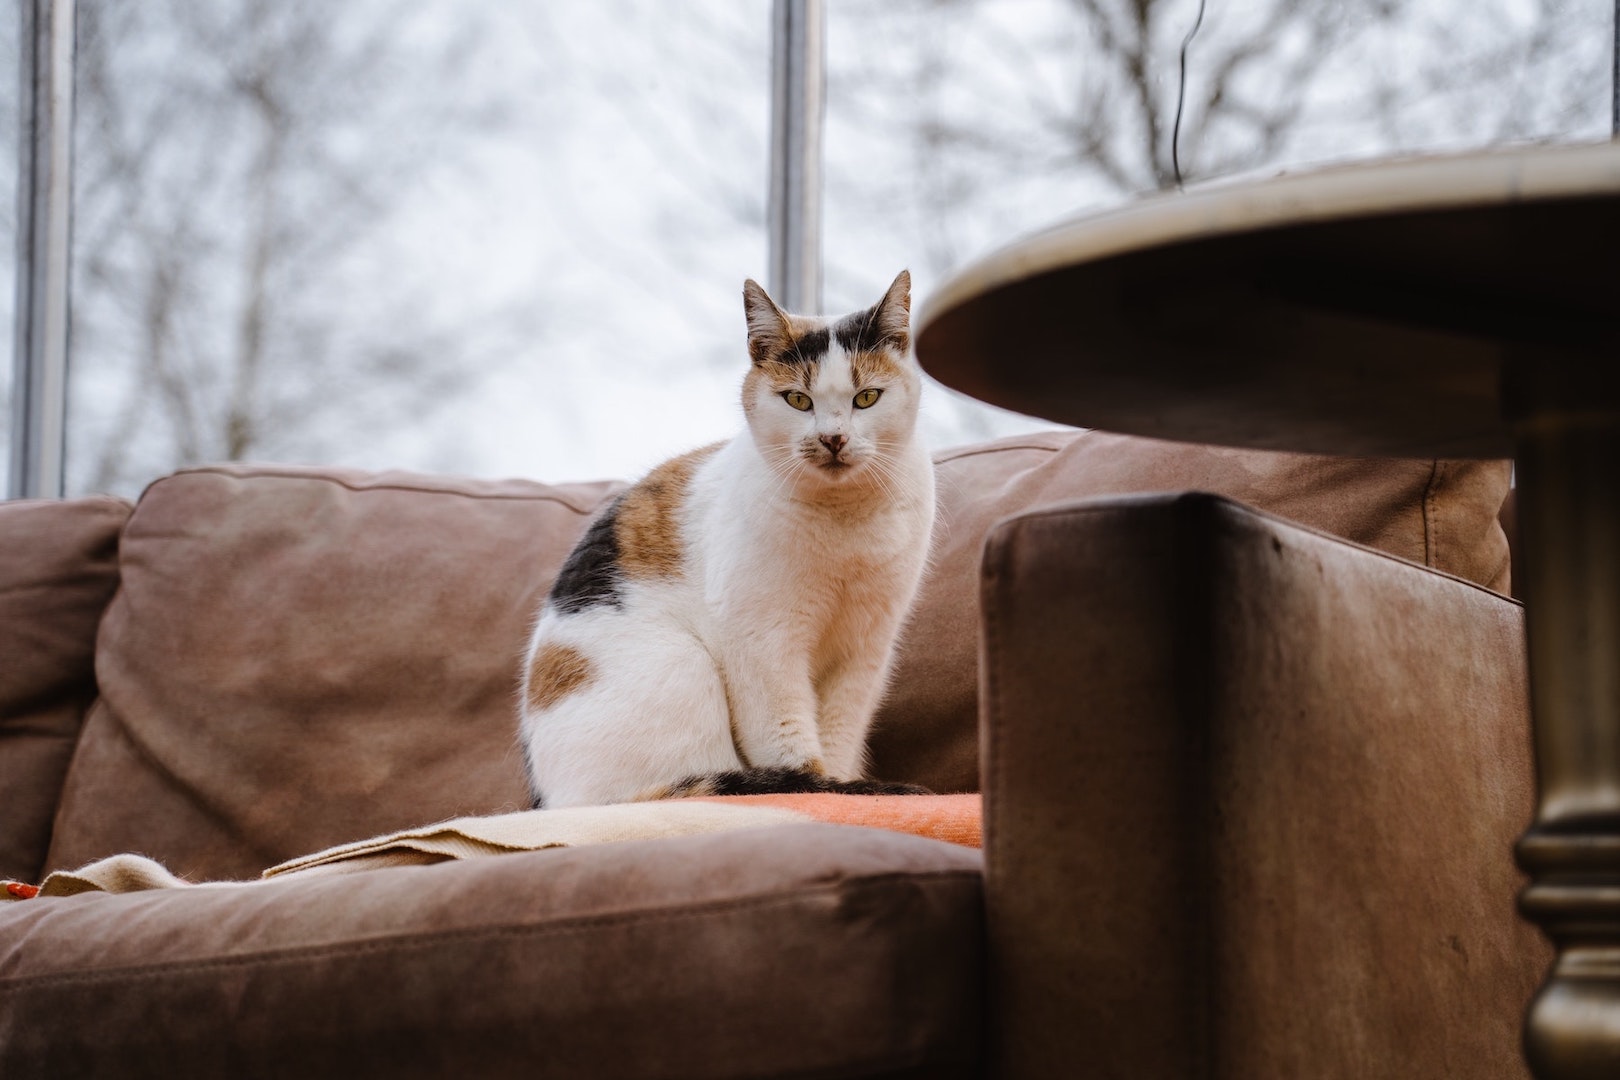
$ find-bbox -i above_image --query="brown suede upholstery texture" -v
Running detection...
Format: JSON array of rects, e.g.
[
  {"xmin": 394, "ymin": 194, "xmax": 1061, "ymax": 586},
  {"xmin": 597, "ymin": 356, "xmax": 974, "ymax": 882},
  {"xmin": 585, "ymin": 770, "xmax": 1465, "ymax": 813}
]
[
  {"xmin": 979, "ymin": 493, "xmax": 1546, "ymax": 1079},
  {"xmin": 0, "ymin": 436, "xmax": 1537, "ymax": 1078},
  {"xmin": 0, "ymin": 495, "xmax": 130, "ymax": 883},
  {"xmin": 868, "ymin": 430, "xmax": 1513, "ymax": 792},
  {"xmin": 1, "ymin": 824, "xmax": 984, "ymax": 1079},
  {"xmin": 42, "ymin": 440, "xmax": 1511, "ymax": 879},
  {"xmin": 46, "ymin": 465, "xmax": 624, "ymax": 882}
]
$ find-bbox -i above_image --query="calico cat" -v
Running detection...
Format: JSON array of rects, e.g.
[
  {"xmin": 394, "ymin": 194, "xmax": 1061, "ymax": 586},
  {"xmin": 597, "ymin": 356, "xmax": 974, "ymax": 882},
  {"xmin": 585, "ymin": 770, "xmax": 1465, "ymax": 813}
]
[{"xmin": 518, "ymin": 271, "xmax": 936, "ymax": 808}]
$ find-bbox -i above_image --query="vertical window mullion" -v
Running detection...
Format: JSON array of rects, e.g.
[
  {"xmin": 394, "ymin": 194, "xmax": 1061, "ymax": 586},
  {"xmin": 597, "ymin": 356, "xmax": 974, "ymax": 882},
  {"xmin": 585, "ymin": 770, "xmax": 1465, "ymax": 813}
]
[{"xmin": 9, "ymin": 0, "xmax": 76, "ymax": 500}]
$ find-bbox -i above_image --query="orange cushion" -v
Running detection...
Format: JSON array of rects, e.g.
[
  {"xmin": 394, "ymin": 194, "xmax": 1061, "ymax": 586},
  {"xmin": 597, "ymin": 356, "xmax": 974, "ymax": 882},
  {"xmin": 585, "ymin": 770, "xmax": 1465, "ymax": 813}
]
[{"xmin": 697, "ymin": 793, "xmax": 982, "ymax": 848}]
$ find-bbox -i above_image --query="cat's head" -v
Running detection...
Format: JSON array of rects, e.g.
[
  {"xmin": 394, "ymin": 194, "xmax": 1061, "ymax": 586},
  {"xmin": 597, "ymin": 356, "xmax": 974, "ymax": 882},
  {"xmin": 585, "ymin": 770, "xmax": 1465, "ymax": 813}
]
[{"xmin": 739, "ymin": 271, "xmax": 921, "ymax": 490}]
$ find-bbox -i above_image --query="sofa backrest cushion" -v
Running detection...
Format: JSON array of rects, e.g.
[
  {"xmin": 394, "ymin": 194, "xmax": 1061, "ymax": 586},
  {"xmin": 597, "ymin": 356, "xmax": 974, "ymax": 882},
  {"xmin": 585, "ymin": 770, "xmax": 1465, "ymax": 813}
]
[
  {"xmin": 46, "ymin": 466, "xmax": 622, "ymax": 881},
  {"xmin": 864, "ymin": 431, "xmax": 1512, "ymax": 792},
  {"xmin": 42, "ymin": 436, "xmax": 1510, "ymax": 879},
  {"xmin": 0, "ymin": 496, "xmax": 130, "ymax": 882}
]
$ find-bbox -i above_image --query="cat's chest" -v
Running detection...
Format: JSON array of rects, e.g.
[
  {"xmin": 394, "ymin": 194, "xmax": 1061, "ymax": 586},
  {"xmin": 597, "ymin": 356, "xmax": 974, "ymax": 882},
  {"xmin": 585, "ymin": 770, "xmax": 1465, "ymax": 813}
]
[
  {"xmin": 726, "ymin": 500, "xmax": 922, "ymax": 576},
  {"xmin": 694, "ymin": 499, "xmax": 924, "ymax": 632},
  {"xmin": 679, "ymin": 447, "xmax": 933, "ymax": 627}
]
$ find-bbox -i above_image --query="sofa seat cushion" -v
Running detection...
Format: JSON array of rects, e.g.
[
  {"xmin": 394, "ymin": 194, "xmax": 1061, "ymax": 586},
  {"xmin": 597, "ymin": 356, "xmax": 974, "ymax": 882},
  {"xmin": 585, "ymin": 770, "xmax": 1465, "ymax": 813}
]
[{"xmin": 0, "ymin": 823, "xmax": 984, "ymax": 1079}]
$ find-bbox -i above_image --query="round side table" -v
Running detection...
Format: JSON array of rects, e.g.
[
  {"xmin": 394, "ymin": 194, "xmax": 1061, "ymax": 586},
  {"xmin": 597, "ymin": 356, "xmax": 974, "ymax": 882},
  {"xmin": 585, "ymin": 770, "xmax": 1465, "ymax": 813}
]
[{"xmin": 918, "ymin": 141, "xmax": 1620, "ymax": 1080}]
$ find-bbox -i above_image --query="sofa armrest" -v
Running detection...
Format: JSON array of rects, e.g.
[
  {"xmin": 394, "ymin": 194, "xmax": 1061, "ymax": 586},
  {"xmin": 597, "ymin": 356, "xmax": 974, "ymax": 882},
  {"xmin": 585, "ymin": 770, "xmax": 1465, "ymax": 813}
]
[
  {"xmin": 978, "ymin": 492, "xmax": 1547, "ymax": 1079},
  {"xmin": 0, "ymin": 495, "xmax": 130, "ymax": 884}
]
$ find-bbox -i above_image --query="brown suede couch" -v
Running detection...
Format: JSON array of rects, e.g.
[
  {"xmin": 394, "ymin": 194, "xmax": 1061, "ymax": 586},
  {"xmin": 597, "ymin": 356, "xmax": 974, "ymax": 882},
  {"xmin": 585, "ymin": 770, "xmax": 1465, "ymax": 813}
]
[{"xmin": 0, "ymin": 429, "xmax": 1548, "ymax": 1078}]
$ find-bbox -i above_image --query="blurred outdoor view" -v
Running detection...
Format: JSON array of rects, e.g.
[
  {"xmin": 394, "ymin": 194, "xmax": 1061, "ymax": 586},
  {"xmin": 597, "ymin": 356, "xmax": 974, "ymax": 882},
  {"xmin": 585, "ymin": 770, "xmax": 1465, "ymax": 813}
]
[{"xmin": 0, "ymin": 0, "xmax": 1610, "ymax": 497}]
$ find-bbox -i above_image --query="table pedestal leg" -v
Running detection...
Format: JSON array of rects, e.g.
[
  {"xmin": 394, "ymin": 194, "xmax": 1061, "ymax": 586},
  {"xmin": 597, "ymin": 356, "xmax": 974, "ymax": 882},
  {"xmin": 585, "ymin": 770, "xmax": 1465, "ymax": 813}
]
[{"xmin": 1514, "ymin": 412, "xmax": 1620, "ymax": 1080}]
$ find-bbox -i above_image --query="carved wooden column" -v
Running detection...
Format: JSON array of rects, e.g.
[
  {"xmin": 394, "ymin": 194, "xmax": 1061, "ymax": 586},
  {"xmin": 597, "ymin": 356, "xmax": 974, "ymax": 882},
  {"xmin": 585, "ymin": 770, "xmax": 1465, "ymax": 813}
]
[{"xmin": 1512, "ymin": 359, "xmax": 1620, "ymax": 1079}]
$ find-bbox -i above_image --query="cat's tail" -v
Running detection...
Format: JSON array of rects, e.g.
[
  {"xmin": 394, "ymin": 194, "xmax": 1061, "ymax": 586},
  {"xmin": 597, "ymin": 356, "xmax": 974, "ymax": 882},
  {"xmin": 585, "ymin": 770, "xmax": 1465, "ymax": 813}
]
[{"xmin": 663, "ymin": 766, "xmax": 931, "ymax": 798}]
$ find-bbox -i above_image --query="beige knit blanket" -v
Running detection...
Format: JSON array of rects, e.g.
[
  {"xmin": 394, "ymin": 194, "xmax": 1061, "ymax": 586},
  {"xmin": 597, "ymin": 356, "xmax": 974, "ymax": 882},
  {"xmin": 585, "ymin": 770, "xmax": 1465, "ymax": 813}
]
[{"xmin": 3, "ymin": 800, "xmax": 807, "ymax": 900}]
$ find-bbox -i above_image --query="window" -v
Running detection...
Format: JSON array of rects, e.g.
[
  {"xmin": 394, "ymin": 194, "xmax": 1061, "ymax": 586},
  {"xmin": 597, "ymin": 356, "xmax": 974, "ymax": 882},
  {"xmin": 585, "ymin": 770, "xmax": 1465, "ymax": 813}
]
[
  {"xmin": 0, "ymin": 10, "xmax": 15, "ymax": 489},
  {"xmin": 9, "ymin": 1, "xmax": 1613, "ymax": 499}
]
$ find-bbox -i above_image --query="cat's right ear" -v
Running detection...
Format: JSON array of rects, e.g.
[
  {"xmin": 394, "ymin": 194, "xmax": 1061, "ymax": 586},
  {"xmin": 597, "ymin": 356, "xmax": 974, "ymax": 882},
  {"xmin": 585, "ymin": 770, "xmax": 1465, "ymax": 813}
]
[{"xmin": 743, "ymin": 279, "xmax": 792, "ymax": 366}]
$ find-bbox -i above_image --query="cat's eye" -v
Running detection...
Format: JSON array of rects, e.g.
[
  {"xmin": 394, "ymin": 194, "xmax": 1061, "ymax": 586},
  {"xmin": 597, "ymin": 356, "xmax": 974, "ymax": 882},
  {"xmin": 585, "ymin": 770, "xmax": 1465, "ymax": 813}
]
[
  {"xmin": 782, "ymin": 390, "xmax": 813, "ymax": 412},
  {"xmin": 853, "ymin": 388, "xmax": 883, "ymax": 409}
]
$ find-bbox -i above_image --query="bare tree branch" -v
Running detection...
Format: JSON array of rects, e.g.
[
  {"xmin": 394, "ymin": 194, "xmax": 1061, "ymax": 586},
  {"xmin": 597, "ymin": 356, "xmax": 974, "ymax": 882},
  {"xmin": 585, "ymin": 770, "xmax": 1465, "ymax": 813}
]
[{"xmin": 67, "ymin": 0, "xmax": 533, "ymax": 492}]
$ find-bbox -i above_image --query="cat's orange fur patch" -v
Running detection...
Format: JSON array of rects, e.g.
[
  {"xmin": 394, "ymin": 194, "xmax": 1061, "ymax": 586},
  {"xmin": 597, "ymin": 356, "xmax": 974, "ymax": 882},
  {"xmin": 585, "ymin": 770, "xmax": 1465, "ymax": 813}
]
[
  {"xmin": 850, "ymin": 347, "xmax": 906, "ymax": 389},
  {"xmin": 742, "ymin": 362, "xmax": 805, "ymax": 416},
  {"xmin": 782, "ymin": 312, "xmax": 824, "ymax": 342},
  {"xmin": 615, "ymin": 443, "xmax": 721, "ymax": 579},
  {"xmin": 526, "ymin": 642, "xmax": 594, "ymax": 711},
  {"xmin": 742, "ymin": 314, "xmax": 833, "ymax": 417},
  {"xmin": 745, "ymin": 290, "xmax": 822, "ymax": 364}
]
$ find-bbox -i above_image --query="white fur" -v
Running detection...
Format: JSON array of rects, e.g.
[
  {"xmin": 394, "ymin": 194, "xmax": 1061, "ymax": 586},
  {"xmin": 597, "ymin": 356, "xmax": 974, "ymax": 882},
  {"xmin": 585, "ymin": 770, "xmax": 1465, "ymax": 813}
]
[{"xmin": 519, "ymin": 281, "xmax": 935, "ymax": 808}]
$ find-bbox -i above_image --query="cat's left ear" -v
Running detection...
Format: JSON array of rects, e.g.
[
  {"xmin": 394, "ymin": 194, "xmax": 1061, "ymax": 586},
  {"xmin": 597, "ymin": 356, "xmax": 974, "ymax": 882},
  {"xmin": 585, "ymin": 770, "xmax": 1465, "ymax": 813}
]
[
  {"xmin": 871, "ymin": 270, "xmax": 911, "ymax": 353},
  {"xmin": 743, "ymin": 279, "xmax": 792, "ymax": 366}
]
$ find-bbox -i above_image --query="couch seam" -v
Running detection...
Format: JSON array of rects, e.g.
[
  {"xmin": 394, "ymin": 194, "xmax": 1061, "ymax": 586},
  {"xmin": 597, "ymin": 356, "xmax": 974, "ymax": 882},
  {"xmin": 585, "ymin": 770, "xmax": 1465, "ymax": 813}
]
[
  {"xmin": 1000, "ymin": 493, "xmax": 1522, "ymax": 606},
  {"xmin": 1177, "ymin": 498, "xmax": 1220, "ymax": 1077},
  {"xmin": 157, "ymin": 467, "xmax": 619, "ymax": 515},
  {"xmin": 979, "ymin": 524, "xmax": 1008, "ymax": 872},
  {"xmin": 0, "ymin": 493, "xmax": 132, "ymax": 515},
  {"xmin": 0, "ymin": 868, "xmax": 982, "ymax": 992},
  {"xmin": 1421, "ymin": 458, "xmax": 1442, "ymax": 569},
  {"xmin": 933, "ymin": 440, "xmax": 1067, "ymax": 466}
]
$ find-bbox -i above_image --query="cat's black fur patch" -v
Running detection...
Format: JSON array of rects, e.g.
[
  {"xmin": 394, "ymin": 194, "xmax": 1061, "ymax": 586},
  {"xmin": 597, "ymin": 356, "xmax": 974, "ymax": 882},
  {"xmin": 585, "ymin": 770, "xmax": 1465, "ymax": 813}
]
[
  {"xmin": 668, "ymin": 766, "xmax": 931, "ymax": 798},
  {"xmin": 781, "ymin": 327, "xmax": 829, "ymax": 365},
  {"xmin": 833, "ymin": 304, "xmax": 892, "ymax": 355},
  {"xmin": 548, "ymin": 498, "xmax": 625, "ymax": 614}
]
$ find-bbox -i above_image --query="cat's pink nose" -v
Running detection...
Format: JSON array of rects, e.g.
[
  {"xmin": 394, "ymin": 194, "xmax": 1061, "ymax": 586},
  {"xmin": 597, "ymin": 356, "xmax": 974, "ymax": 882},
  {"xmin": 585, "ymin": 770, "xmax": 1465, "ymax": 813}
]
[{"xmin": 820, "ymin": 433, "xmax": 848, "ymax": 455}]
